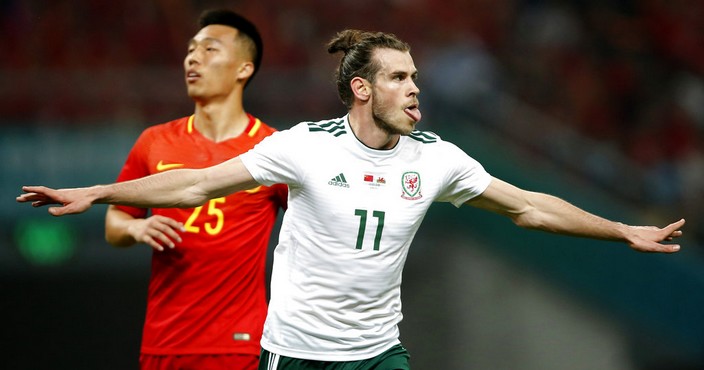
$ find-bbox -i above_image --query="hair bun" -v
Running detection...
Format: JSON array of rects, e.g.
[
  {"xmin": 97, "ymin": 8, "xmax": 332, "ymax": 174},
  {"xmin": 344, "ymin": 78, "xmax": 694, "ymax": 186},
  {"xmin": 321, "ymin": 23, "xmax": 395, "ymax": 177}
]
[{"xmin": 327, "ymin": 29, "xmax": 365, "ymax": 54}]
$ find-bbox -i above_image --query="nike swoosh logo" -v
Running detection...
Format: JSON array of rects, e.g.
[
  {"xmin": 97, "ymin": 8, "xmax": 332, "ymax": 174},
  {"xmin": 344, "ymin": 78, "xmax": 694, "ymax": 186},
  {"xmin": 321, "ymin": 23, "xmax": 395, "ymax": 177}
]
[
  {"xmin": 156, "ymin": 160, "xmax": 185, "ymax": 171},
  {"xmin": 244, "ymin": 186, "xmax": 262, "ymax": 194}
]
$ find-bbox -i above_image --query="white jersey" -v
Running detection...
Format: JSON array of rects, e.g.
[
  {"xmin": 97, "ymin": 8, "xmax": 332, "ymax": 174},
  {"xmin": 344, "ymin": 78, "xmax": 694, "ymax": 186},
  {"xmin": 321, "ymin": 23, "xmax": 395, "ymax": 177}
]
[{"xmin": 240, "ymin": 115, "xmax": 492, "ymax": 361}]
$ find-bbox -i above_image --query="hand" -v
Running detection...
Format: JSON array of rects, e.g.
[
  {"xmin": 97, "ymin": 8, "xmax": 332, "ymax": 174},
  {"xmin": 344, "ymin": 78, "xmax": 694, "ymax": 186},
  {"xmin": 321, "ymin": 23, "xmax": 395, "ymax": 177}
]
[
  {"xmin": 128, "ymin": 216, "xmax": 184, "ymax": 252},
  {"xmin": 16, "ymin": 186, "xmax": 95, "ymax": 216},
  {"xmin": 626, "ymin": 218, "xmax": 685, "ymax": 253}
]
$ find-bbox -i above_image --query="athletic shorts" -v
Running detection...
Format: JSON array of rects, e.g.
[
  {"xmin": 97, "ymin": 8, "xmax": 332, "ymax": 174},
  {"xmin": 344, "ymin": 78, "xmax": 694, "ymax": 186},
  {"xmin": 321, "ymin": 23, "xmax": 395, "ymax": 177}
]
[
  {"xmin": 140, "ymin": 353, "xmax": 259, "ymax": 370},
  {"xmin": 258, "ymin": 344, "xmax": 411, "ymax": 370}
]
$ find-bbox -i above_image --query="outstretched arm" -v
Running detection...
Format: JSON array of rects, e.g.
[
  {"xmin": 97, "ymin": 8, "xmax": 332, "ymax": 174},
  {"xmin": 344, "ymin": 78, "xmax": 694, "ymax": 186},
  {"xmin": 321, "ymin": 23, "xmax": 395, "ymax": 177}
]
[
  {"xmin": 17, "ymin": 157, "xmax": 260, "ymax": 217},
  {"xmin": 465, "ymin": 177, "xmax": 684, "ymax": 253}
]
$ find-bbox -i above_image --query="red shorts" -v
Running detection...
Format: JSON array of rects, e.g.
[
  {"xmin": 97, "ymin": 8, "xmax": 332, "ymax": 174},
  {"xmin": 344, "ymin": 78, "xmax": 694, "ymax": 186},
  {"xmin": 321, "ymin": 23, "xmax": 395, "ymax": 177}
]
[{"xmin": 140, "ymin": 353, "xmax": 259, "ymax": 370}]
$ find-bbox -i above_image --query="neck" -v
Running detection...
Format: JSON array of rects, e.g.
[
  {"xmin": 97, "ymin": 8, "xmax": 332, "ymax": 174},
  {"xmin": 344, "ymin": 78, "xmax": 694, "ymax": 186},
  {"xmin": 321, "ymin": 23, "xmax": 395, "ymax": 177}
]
[
  {"xmin": 348, "ymin": 108, "xmax": 399, "ymax": 150},
  {"xmin": 192, "ymin": 95, "xmax": 249, "ymax": 142}
]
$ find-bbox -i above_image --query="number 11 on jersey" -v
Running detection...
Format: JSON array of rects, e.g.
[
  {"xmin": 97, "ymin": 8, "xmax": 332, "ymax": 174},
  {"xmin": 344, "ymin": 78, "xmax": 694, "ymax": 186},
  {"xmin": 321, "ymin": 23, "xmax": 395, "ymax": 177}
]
[{"xmin": 354, "ymin": 209, "xmax": 385, "ymax": 251}]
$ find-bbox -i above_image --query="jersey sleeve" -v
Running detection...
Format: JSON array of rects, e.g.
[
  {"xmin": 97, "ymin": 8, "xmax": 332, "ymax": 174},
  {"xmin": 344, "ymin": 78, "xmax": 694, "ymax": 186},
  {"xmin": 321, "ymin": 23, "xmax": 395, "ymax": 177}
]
[
  {"xmin": 240, "ymin": 124, "xmax": 307, "ymax": 187},
  {"xmin": 435, "ymin": 140, "xmax": 492, "ymax": 207},
  {"xmin": 113, "ymin": 129, "xmax": 153, "ymax": 218}
]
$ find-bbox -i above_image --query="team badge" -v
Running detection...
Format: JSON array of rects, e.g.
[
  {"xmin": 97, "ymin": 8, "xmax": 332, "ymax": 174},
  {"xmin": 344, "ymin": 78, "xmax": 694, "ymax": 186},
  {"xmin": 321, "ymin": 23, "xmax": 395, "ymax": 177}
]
[{"xmin": 401, "ymin": 171, "xmax": 422, "ymax": 200}]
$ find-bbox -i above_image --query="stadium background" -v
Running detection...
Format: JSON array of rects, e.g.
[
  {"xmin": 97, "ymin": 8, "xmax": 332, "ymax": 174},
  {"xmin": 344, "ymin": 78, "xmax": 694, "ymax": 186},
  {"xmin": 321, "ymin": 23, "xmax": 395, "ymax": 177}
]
[{"xmin": 1, "ymin": 0, "xmax": 703, "ymax": 369}]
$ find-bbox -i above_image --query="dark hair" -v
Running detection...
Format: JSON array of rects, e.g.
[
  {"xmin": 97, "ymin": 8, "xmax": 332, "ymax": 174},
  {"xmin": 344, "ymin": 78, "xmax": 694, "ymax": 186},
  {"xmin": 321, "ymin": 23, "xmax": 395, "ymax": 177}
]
[
  {"xmin": 327, "ymin": 29, "xmax": 410, "ymax": 109},
  {"xmin": 198, "ymin": 9, "xmax": 263, "ymax": 86}
]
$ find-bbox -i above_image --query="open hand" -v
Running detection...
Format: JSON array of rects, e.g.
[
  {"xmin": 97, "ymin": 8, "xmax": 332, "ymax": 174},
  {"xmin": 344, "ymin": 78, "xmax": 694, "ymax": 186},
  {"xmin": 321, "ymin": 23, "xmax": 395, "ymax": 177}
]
[
  {"xmin": 17, "ymin": 186, "xmax": 95, "ymax": 216},
  {"xmin": 627, "ymin": 218, "xmax": 685, "ymax": 253},
  {"xmin": 128, "ymin": 216, "xmax": 185, "ymax": 251}
]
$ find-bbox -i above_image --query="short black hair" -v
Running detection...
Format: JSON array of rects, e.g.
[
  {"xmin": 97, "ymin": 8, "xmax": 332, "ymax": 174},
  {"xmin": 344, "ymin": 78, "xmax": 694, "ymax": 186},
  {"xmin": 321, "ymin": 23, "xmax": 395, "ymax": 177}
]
[{"xmin": 198, "ymin": 9, "xmax": 263, "ymax": 86}]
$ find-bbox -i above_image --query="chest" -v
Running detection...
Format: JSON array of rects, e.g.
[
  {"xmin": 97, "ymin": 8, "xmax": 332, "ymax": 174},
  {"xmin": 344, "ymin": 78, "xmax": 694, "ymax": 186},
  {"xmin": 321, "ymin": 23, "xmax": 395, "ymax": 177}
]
[
  {"xmin": 144, "ymin": 134, "xmax": 250, "ymax": 172},
  {"xmin": 288, "ymin": 145, "xmax": 446, "ymax": 252},
  {"xmin": 305, "ymin": 141, "xmax": 446, "ymax": 205}
]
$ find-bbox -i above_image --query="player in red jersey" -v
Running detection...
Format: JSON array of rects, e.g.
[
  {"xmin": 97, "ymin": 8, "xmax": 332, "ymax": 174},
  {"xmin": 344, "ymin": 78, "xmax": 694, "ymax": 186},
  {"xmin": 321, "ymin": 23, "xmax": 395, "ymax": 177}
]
[{"xmin": 104, "ymin": 9, "xmax": 287, "ymax": 370}]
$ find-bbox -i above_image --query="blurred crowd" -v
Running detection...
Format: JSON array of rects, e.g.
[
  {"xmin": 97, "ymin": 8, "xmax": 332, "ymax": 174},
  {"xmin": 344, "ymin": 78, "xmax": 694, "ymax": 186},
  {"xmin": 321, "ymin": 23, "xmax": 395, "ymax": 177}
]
[
  {"xmin": 2, "ymin": 0, "xmax": 702, "ymax": 243},
  {"xmin": 499, "ymin": 0, "xmax": 704, "ymax": 243}
]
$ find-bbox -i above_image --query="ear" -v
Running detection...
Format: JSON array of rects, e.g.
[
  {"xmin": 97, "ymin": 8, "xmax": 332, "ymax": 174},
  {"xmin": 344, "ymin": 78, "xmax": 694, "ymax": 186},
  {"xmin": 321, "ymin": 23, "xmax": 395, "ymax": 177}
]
[
  {"xmin": 351, "ymin": 77, "xmax": 371, "ymax": 102},
  {"xmin": 237, "ymin": 61, "xmax": 255, "ymax": 82}
]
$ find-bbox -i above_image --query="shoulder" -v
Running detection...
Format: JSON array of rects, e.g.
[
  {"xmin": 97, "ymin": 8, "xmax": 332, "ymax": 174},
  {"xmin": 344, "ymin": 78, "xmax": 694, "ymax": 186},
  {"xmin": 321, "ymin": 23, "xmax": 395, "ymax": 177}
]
[
  {"xmin": 403, "ymin": 129, "xmax": 472, "ymax": 159},
  {"xmin": 406, "ymin": 129, "xmax": 441, "ymax": 144},
  {"xmin": 403, "ymin": 130, "xmax": 451, "ymax": 152},
  {"xmin": 255, "ymin": 120, "xmax": 277, "ymax": 134},
  {"xmin": 265, "ymin": 117, "xmax": 348, "ymax": 141},
  {"xmin": 130, "ymin": 117, "xmax": 189, "ymax": 148},
  {"xmin": 141, "ymin": 116, "xmax": 190, "ymax": 137},
  {"xmin": 248, "ymin": 116, "xmax": 278, "ymax": 139},
  {"xmin": 303, "ymin": 117, "xmax": 348, "ymax": 137}
]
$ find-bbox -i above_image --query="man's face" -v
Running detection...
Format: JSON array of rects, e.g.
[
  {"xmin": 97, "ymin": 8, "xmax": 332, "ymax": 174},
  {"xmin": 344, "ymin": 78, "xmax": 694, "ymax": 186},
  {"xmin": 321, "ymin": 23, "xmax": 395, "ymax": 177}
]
[
  {"xmin": 184, "ymin": 25, "xmax": 247, "ymax": 100},
  {"xmin": 369, "ymin": 48, "xmax": 421, "ymax": 135}
]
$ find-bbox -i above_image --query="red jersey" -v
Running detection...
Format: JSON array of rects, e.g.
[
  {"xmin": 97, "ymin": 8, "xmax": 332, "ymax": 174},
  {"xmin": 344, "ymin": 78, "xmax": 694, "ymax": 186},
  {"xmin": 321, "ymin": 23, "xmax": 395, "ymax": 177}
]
[{"xmin": 115, "ymin": 114, "xmax": 287, "ymax": 356}]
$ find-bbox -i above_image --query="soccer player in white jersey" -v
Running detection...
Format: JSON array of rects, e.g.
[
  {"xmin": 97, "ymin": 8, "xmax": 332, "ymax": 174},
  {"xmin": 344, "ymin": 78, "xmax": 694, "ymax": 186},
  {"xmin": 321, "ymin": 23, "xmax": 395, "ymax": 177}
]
[{"xmin": 18, "ymin": 29, "xmax": 685, "ymax": 370}]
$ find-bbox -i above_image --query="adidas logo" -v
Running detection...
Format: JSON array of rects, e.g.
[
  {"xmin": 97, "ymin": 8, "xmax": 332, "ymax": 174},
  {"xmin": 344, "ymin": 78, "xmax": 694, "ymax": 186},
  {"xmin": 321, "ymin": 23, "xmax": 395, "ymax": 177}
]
[{"xmin": 328, "ymin": 173, "xmax": 350, "ymax": 188}]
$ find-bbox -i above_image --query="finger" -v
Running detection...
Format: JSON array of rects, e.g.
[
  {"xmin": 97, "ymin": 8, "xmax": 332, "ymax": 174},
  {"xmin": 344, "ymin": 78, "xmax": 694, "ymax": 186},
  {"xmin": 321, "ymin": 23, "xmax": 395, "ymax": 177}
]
[
  {"xmin": 150, "ymin": 219, "xmax": 184, "ymax": 241},
  {"xmin": 663, "ymin": 225, "xmax": 684, "ymax": 241},
  {"xmin": 159, "ymin": 225, "xmax": 183, "ymax": 244},
  {"xmin": 143, "ymin": 236, "xmax": 165, "ymax": 252},
  {"xmin": 143, "ymin": 224, "xmax": 178, "ymax": 249},
  {"xmin": 665, "ymin": 218, "xmax": 686, "ymax": 232},
  {"xmin": 153, "ymin": 216, "xmax": 186, "ymax": 233},
  {"xmin": 145, "ymin": 220, "xmax": 181, "ymax": 246},
  {"xmin": 161, "ymin": 232, "xmax": 181, "ymax": 245},
  {"xmin": 22, "ymin": 186, "xmax": 49, "ymax": 195},
  {"xmin": 153, "ymin": 231, "xmax": 177, "ymax": 249},
  {"xmin": 48, "ymin": 206, "xmax": 67, "ymax": 217},
  {"xmin": 49, "ymin": 205, "xmax": 79, "ymax": 216},
  {"xmin": 632, "ymin": 238, "xmax": 681, "ymax": 253},
  {"xmin": 665, "ymin": 244, "xmax": 680, "ymax": 253},
  {"xmin": 20, "ymin": 193, "xmax": 61, "ymax": 205},
  {"xmin": 16, "ymin": 193, "xmax": 33, "ymax": 202},
  {"xmin": 651, "ymin": 241, "xmax": 680, "ymax": 253},
  {"xmin": 18, "ymin": 193, "xmax": 42, "ymax": 202}
]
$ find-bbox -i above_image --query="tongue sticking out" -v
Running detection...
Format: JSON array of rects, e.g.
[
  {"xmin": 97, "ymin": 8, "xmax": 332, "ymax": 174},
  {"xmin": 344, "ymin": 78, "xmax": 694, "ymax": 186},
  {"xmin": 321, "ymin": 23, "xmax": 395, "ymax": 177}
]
[{"xmin": 404, "ymin": 107, "xmax": 422, "ymax": 122}]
